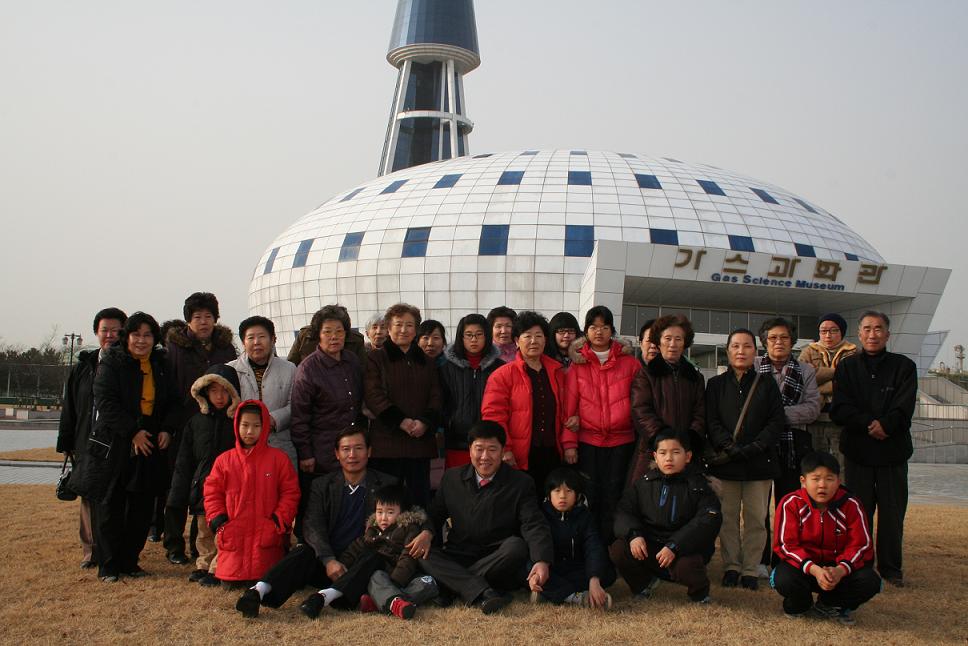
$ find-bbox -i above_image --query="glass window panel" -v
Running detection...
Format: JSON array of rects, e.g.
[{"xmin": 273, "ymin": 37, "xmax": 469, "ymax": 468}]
[
  {"xmin": 751, "ymin": 188, "xmax": 779, "ymax": 204},
  {"xmin": 381, "ymin": 179, "xmax": 408, "ymax": 194},
  {"xmin": 567, "ymin": 171, "xmax": 592, "ymax": 186},
  {"xmin": 402, "ymin": 227, "xmax": 431, "ymax": 257},
  {"xmin": 263, "ymin": 247, "xmax": 279, "ymax": 275},
  {"xmin": 478, "ymin": 224, "xmax": 509, "ymax": 256},
  {"xmin": 340, "ymin": 187, "xmax": 364, "ymax": 202},
  {"xmin": 727, "ymin": 235, "xmax": 755, "ymax": 252},
  {"xmin": 635, "ymin": 173, "xmax": 662, "ymax": 190},
  {"xmin": 710, "ymin": 310, "xmax": 730, "ymax": 334},
  {"xmin": 650, "ymin": 228, "xmax": 678, "ymax": 246},
  {"xmin": 621, "ymin": 305, "xmax": 637, "ymax": 337},
  {"xmin": 691, "ymin": 309, "xmax": 711, "ymax": 334},
  {"xmin": 434, "ymin": 173, "xmax": 462, "ymax": 189},
  {"xmin": 697, "ymin": 179, "xmax": 726, "ymax": 196},
  {"xmin": 292, "ymin": 239, "xmax": 314, "ymax": 268},
  {"xmin": 497, "ymin": 170, "xmax": 524, "ymax": 186},
  {"xmin": 564, "ymin": 224, "xmax": 594, "ymax": 257},
  {"xmin": 730, "ymin": 311, "xmax": 749, "ymax": 330}
]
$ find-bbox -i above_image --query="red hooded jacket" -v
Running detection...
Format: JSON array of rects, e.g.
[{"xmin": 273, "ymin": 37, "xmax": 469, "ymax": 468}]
[
  {"xmin": 564, "ymin": 340, "xmax": 640, "ymax": 448},
  {"xmin": 203, "ymin": 399, "xmax": 300, "ymax": 582},
  {"xmin": 773, "ymin": 485, "xmax": 873, "ymax": 575},
  {"xmin": 481, "ymin": 353, "xmax": 575, "ymax": 469}
]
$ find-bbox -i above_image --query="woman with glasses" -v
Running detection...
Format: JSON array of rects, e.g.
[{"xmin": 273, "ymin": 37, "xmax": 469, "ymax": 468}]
[{"xmin": 439, "ymin": 314, "xmax": 505, "ymax": 468}]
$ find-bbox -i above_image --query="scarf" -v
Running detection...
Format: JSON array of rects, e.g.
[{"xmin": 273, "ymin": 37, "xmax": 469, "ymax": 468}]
[{"xmin": 758, "ymin": 357, "xmax": 804, "ymax": 468}]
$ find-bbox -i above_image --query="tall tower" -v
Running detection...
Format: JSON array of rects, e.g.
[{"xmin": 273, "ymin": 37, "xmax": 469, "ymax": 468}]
[{"xmin": 378, "ymin": 0, "xmax": 480, "ymax": 176}]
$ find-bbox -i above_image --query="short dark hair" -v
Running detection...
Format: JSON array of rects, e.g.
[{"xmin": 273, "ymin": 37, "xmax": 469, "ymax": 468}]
[
  {"xmin": 544, "ymin": 467, "xmax": 586, "ymax": 497},
  {"xmin": 417, "ymin": 319, "xmax": 446, "ymax": 345},
  {"xmin": 92, "ymin": 308, "xmax": 127, "ymax": 334},
  {"xmin": 513, "ymin": 310, "xmax": 550, "ymax": 340},
  {"xmin": 310, "ymin": 304, "xmax": 351, "ymax": 341},
  {"xmin": 652, "ymin": 428, "xmax": 692, "ymax": 452},
  {"xmin": 238, "ymin": 403, "xmax": 263, "ymax": 419},
  {"xmin": 583, "ymin": 305, "xmax": 615, "ymax": 334},
  {"xmin": 159, "ymin": 319, "xmax": 183, "ymax": 348},
  {"xmin": 652, "ymin": 314, "xmax": 695, "ymax": 349},
  {"xmin": 238, "ymin": 315, "xmax": 275, "ymax": 341},
  {"xmin": 384, "ymin": 302, "xmax": 422, "ymax": 327},
  {"xmin": 334, "ymin": 426, "xmax": 369, "ymax": 449},
  {"xmin": 487, "ymin": 306, "xmax": 517, "ymax": 328},
  {"xmin": 638, "ymin": 319, "xmax": 656, "ymax": 343},
  {"xmin": 183, "ymin": 292, "xmax": 220, "ymax": 321},
  {"xmin": 758, "ymin": 317, "xmax": 796, "ymax": 347},
  {"xmin": 121, "ymin": 312, "xmax": 161, "ymax": 349},
  {"xmin": 468, "ymin": 420, "xmax": 506, "ymax": 446},
  {"xmin": 800, "ymin": 451, "xmax": 841, "ymax": 476},
  {"xmin": 859, "ymin": 311, "xmax": 890, "ymax": 329},
  {"xmin": 454, "ymin": 313, "xmax": 492, "ymax": 359},
  {"xmin": 373, "ymin": 484, "xmax": 413, "ymax": 511},
  {"xmin": 727, "ymin": 327, "xmax": 757, "ymax": 349}
]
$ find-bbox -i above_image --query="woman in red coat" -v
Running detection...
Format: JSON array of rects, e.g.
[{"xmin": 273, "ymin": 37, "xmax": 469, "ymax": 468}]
[
  {"xmin": 481, "ymin": 311, "xmax": 576, "ymax": 494},
  {"xmin": 204, "ymin": 400, "xmax": 300, "ymax": 584},
  {"xmin": 564, "ymin": 306, "xmax": 641, "ymax": 541}
]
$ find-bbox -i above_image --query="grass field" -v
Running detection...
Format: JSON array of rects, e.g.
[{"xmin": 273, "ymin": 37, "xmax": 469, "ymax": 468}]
[{"xmin": 2, "ymin": 485, "xmax": 966, "ymax": 645}]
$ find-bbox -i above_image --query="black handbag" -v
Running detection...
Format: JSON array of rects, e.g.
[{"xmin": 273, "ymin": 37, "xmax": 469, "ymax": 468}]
[{"xmin": 56, "ymin": 455, "xmax": 78, "ymax": 501}]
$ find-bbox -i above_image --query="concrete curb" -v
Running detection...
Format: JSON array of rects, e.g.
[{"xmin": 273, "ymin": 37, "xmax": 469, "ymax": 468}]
[{"xmin": 0, "ymin": 460, "xmax": 61, "ymax": 468}]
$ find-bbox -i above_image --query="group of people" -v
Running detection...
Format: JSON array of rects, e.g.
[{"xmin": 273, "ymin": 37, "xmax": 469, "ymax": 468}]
[{"xmin": 58, "ymin": 292, "xmax": 917, "ymax": 625}]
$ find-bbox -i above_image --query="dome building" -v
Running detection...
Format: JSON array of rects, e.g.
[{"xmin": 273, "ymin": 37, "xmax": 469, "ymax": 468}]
[{"xmin": 248, "ymin": 0, "xmax": 948, "ymax": 374}]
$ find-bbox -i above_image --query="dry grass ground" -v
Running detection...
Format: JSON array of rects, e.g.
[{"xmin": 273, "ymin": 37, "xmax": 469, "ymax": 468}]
[
  {"xmin": 2, "ymin": 485, "xmax": 966, "ymax": 645},
  {"xmin": 0, "ymin": 447, "xmax": 61, "ymax": 462}
]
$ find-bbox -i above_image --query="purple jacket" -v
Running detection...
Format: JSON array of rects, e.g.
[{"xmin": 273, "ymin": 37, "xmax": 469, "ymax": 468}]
[{"xmin": 290, "ymin": 347, "xmax": 364, "ymax": 474}]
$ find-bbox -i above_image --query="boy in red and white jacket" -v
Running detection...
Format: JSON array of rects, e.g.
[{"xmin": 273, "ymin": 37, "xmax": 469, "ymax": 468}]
[{"xmin": 772, "ymin": 451, "xmax": 881, "ymax": 625}]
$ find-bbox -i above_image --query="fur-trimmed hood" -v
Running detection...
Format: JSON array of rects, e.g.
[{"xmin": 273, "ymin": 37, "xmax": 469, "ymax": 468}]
[
  {"xmin": 443, "ymin": 342, "xmax": 502, "ymax": 370},
  {"xmin": 568, "ymin": 336, "xmax": 634, "ymax": 365},
  {"xmin": 190, "ymin": 364, "xmax": 242, "ymax": 417},
  {"xmin": 364, "ymin": 507, "xmax": 427, "ymax": 530},
  {"xmin": 166, "ymin": 320, "xmax": 235, "ymax": 351}
]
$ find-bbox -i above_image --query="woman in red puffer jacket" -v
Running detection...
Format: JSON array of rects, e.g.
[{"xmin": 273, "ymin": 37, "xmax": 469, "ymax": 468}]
[{"xmin": 204, "ymin": 400, "xmax": 300, "ymax": 583}]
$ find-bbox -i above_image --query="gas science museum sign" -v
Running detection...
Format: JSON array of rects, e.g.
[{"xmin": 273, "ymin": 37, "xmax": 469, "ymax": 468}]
[{"xmin": 671, "ymin": 247, "xmax": 888, "ymax": 293}]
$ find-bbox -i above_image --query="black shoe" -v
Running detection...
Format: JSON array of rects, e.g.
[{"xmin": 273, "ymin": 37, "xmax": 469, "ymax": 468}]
[
  {"xmin": 199, "ymin": 574, "xmax": 220, "ymax": 587},
  {"xmin": 147, "ymin": 533, "xmax": 161, "ymax": 543},
  {"xmin": 236, "ymin": 589, "xmax": 261, "ymax": 618},
  {"xmin": 167, "ymin": 552, "xmax": 190, "ymax": 565},
  {"xmin": 80, "ymin": 560, "xmax": 96, "ymax": 570},
  {"xmin": 122, "ymin": 566, "xmax": 149, "ymax": 578},
  {"xmin": 475, "ymin": 589, "xmax": 512, "ymax": 615},
  {"xmin": 883, "ymin": 576, "xmax": 904, "ymax": 588},
  {"xmin": 740, "ymin": 575, "xmax": 758, "ymax": 591},
  {"xmin": 431, "ymin": 589, "xmax": 454, "ymax": 608},
  {"xmin": 190, "ymin": 549, "xmax": 200, "ymax": 560},
  {"xmin": 188, "ymin": 569, "xmax": 207, "ymax": 583},
  {"xmin": 721, "ymin": 570, "xmax": 740, "ymax": 588},
  {"xmin": 299, "ymin": 592, "xmax": 326, "ymax": 620}
]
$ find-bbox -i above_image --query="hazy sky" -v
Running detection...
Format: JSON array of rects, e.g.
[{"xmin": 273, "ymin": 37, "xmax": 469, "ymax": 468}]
[{"xmin": 2, "ymin": 1, "xmax": 966, "ymax": 365}]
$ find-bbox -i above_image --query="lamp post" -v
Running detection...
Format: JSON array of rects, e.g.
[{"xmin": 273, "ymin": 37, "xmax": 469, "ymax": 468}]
[{"xmin": 63, "ymin": 333, "xmax": 82, "ymax": 370}]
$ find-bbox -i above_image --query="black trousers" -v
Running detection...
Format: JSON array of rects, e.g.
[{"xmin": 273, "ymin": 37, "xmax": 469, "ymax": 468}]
[
  {"xmin": 418, "ymin": 536, "xmax": 529, "ymax": 604},
  {"xmin": 577, "ymin": 442, "xmax": 635, "ymax": 543},
  {"xmin": 260, "ymin": 544, "xmax": 333, "ymax": 608},
  {"xmin": 845, "ymin": 459, "xmax": 908, "ymax": 580},
  {"xmin": 94, "ymin": 488, "xmax": 154, "ymax": 576},
  {"xmin": 525, "ymin": 446, "xmax": 561, "ymax": 498},
  {"xmin": 369, "ymin": 458, "xmax": 431, "ymax": 510},
  {"xmin": 609, "ymin": 538, "xmax": 711, "ymax": 601},
  {"xmin": 772, "ymin": 560, "xmax": 881, "ymax": 614},
  {"xmin": 538, "ymin": 559, "xmax": 617, "ymax": 604}
]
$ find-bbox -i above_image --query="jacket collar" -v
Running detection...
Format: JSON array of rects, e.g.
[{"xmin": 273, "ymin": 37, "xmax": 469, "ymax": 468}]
[
  {"xmin": 799, "ymin": 485, "xmax": 850, "ymax": 511},
  {"xmin": 314, "ymin": 347, "xmax": 354, "ymax": 368},
  {"xmin": 646, "ymin": 356, "xmax": 700, "ymax": 380},
  {"xmin": 459, "ymin": 461, "xmax": 508, "ymax": 486},
  {"xmin": 443, "ymin": 342, "xmax": 501, "ymax": 369},
  {"xmin": 384, "ymin": 339, "xmax": 427, "ymax": 364}
]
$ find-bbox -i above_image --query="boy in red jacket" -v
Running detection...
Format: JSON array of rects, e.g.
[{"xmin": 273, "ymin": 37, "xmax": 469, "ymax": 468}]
[
  {"xmin": 204, "ymin": 400, "xmax": 300, "ymax": 585},
  {"xmin": 772, "ymin": 451, "xmax": 881, "ymax": 625}
]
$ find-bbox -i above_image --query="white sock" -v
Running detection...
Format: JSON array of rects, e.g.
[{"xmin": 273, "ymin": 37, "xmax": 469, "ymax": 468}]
[
  {"xmin": 253, "ymin": 581, "xmax": 271, "ymax": 600},
  {"xmin": 317, "ymin": 588, "xmax": 343, "ymax": 606}
]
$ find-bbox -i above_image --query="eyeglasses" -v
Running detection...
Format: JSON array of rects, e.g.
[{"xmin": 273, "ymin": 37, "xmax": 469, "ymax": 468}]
[
  {"xmin": 818, "ymin": 328, "xmax": 841, "ymax": 335},
  {"xmin": 587, "ymin": 325, "xmax": 610, "ymax": 333},
  {"xmin": 463, "ymin": 332, "xmax": 485, "ymax": 340},
  {"xmin": 766, "ymin": 335, "xmax": 791, "ymax": 344}
]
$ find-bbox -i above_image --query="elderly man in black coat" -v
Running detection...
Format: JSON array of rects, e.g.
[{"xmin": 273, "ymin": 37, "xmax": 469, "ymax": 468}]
[{"xmin": 419, "ymin": 421, "xmax": 554, "ymax": 614}]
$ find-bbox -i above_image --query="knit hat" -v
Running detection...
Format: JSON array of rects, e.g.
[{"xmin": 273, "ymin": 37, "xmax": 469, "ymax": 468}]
[
  {"xmin": 548, "ymin": 311, "xmax": 581, "ymax": 335},
  {"xmin": 819, "ymin": 313, "xmax": 847, "ymax": 337}
]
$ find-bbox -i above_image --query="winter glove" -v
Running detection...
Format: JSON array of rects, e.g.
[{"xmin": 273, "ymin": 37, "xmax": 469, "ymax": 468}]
[{"xmin": 209, "ymin": 514, "xmax": 229, "ymax": 534}]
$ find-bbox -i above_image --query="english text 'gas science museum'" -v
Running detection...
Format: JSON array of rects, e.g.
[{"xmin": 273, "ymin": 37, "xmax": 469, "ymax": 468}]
[{"xmin": 248, "ymin": 0, "xmax": 950, "ymax": 378}]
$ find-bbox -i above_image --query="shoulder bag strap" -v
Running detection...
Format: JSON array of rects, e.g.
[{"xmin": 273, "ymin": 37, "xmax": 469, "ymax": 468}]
[{"xmin": 732, "ymin": 372, "xmax": 761, "ymax": 440}]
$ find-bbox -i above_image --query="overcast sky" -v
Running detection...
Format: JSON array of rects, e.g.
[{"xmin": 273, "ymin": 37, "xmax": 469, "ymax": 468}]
[{"xmin": 2, "ymin": 1, "xmax": 965, "ymax": 366}]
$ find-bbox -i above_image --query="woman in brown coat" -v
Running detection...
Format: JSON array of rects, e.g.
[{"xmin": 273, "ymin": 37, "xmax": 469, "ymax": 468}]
[
  {"xmin": 364, "ymin": 303, "xmax": 442, "ymax": 508},
  {"xmin": 628, "ymin": 315, "xmax": 706, "ymax": 483}
]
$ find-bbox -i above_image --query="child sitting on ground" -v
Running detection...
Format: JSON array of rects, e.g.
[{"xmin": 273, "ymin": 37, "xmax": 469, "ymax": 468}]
[
  {"xmin": 298, "ymin": 484, "xmax": 437, "ymax": 621},
  {"xmin": 771, "ymin": 451, "xmax": 881, "ymax": 625},
  {"xmin": 610, "ymin": 429, "xmax": 722, "ymax": 603},
  {"xmin": 203, "ymin": 400, "xmax": 300, "ymax": 586},
  {"xmin": 166, "ymin": 364, "xmax": 241, "ymax": 586},
  {"xmin": 530, "ymin": 468, "xmax": 616, "ymax": 608}
]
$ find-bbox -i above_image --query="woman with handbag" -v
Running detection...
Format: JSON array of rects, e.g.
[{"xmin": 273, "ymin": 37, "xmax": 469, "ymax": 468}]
[
  {"xmin": 704, "ymin": 328, "xmax": 785, "ymax": 591},
  {"xmin": 86, "ymin": 312, "xmax": 182, "ymax": 582}
]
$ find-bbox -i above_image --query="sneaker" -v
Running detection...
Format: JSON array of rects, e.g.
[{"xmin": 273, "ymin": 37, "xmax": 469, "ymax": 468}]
[
  {"xmin": 573, "ymin": 591, "xmax": 613, "ymax": 609},
  {"xmin": 740, "ymin": 576, "xmax": 758, "ymax": 591},
  {"xmin": 299, "ymin": 592, "xmax": 326, "ymax": 620},
  {"xmin": 80, "ymin": 560, "xmax": 96, "ymax": 570},
  {"xmin": 146, "ymin": 532, "xmax": 161, "ymax": 543},
  {"xmin": 784, "ymin": 608, "xmax": 809, "ymax": 619},
  {"xmin": 188, "ymin": 569, "xmax": 207, "ymax": 583},
  {"xmin": 756, "ymin": 564, "xmax": 771, "ymax": 579},
  {"xmin": 837, "ymin": 608, "xmax": 856, "ymax": 627},
  {"xmin": 198, "ymin": 574, "xmax": 220, "ymax": 587},
  {"xmin": 99, "ymin": 574, "xmax": 119, "ymax": 583},
  {"xmin": 358, "ymin": 594, "xmax": 378, "ymax": 613},
  {"xmin": 812, "ymin": 601, "xmax": 840, "ymax": 619},
  {"xmin": 637, "ymin": 577, "xmax": 662, "ymax": 598},
  {"xmin": 236, "ymin": 589, "xmax": 261, "ymax": 618},
  {"xmin": 389, "ymin": 597, "xmax": 416, "ymax": 620},
  {"xmin": 721, "ymin": 570, "xmax": 740, "ymax": 588},
  {"xmin": 691, "ymin": 595, "xmax": 713, "ymax": 605},
  {"xmin": 167, "ymin": 553, "xmax": 190, "ymax": 566}
]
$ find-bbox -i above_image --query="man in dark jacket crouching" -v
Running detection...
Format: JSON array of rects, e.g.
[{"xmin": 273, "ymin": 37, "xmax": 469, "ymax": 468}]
[{"xmin": 418, "ymin": 421, "xmax": 554, "ymax": 614}]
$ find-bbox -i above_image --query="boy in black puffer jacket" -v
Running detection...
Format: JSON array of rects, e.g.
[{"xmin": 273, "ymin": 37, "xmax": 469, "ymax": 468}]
[
  {"xmin": 610, "ymin": 429, "xmax": 722, "ymax": 603},
  {"xmin": 166, "ymin": 363, "xmax": 241, "ymax": 585},
  {"xmin": 531, "ymin": 468, "xmax": 616, "ymax": 608}
]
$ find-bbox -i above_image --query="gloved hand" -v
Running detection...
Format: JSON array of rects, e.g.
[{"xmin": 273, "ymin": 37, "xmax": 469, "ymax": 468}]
[
  {"xmin": 738, "ymin": 442, "xmax": 762, "ymax": 459},
  {"xmin": 727, "ymin": 444, "xmax": 744, "ymax": 460}
]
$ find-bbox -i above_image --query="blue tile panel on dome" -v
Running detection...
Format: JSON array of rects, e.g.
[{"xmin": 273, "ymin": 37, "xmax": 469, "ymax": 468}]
[{"xmin": 253, "ymin": 150, "xmax": 884, "ymax": 284}]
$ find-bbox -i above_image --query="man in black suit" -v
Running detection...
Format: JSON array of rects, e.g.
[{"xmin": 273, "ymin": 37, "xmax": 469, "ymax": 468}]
[{"xmin": 419, "ymin": 421, "xmax": 554, "ymax": 614}]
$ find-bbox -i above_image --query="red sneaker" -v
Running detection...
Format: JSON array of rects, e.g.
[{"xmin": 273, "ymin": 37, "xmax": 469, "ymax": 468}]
[
  {"xmin": 358, "ymin": 594, "xmax": 378, "ymax": 613},
  {"xmin": 389, "ymin": 597, "xmax": 416, "ymax": 620}
]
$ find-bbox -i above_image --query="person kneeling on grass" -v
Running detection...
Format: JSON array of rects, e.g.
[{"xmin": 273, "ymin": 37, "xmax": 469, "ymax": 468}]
[
  {"xmin": 771, "ymin": 451, "xmax": 880, "ymax": 625},
  {"xmin": 530, "ymin": 468, "xmax": 616, "ymax": 608},
  {"xmin": 203, "ymin": 401, "xmax": 300, "ymax": 588},
  {"xmin": 300, "ymin": 484, "xmax": 438, "ymax": 621},
  {"xmin": 609, "ymin": 429, "xmax": 722, "ymax": 604}
]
